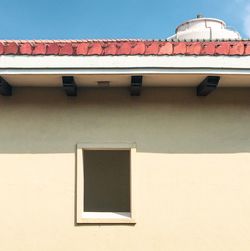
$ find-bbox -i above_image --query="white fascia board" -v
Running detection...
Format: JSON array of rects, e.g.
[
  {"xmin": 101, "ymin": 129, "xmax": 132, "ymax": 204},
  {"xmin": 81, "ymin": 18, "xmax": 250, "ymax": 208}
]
[{"xmin": 0, "ymin": 55, "xmax": 250, "ymax": 75}]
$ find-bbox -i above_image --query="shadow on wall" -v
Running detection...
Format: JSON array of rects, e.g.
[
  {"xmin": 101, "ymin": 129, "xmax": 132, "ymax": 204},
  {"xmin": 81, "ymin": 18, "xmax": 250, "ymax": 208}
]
[{"xmin": 0, "ymin": 87, "xmax": 250, "ymax": 154}]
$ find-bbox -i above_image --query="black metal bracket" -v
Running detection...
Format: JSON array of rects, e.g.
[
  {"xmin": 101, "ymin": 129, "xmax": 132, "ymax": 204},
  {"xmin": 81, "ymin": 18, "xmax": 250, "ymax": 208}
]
[
  {"xmin": 197, "ymin": 76, "xmax": 220, "ymax": 96},
  {"xmin": 0, "ymin": 77, "xmax": 12, "ymax": 96},
  {"xmin": 130, "ymin": 76, "xmax": 143, "ymax": 96},
  {"xmin": 62, "ymin": 76, "xmax": 77, "ymax": 96}
]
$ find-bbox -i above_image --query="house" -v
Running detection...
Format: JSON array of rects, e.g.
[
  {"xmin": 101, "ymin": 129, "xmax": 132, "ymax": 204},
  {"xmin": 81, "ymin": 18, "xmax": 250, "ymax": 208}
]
[{"xmin": 1, "ymin": 16, "xmax": 250, "ymax": 250}]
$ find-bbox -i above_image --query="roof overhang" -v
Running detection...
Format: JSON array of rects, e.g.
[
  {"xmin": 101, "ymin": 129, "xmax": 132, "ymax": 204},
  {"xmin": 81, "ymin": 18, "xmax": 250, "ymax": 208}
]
[{"xmin": 0, "ymin": 55, "xmax": 250, "ymax": 87}]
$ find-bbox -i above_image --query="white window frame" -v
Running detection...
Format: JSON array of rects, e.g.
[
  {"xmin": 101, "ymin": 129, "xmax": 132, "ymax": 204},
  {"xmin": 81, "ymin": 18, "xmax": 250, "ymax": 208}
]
[{"xmin": 76, "ymin": 142, "xmax": 136, "ymax": 224}]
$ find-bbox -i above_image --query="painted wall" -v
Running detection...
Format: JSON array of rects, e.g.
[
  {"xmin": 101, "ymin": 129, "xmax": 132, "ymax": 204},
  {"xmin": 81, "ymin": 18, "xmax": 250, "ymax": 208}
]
[{"xmin": 0, "ymin": 87, "xmax": 250, "ymax": 251}]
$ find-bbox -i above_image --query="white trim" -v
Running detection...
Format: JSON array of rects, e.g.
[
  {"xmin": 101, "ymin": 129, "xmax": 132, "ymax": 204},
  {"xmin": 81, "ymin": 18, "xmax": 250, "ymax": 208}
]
[
  {"xmin": 82, "ymin": 212, "xmax": 131, "ymax": 219},
  {"xmin": 0, "ymin": 55, "xmax": 250, "ymax": 75},
  {"xmin": 81, "ymin": 212, "xmax": 134, "ymax": 224},
  {"xmin": 77, "ymin": 142, "xmax": 136, "ymax": 149},
  {"xmin": 1, "ymin": 68, "xmax": 250, "ymax": 75},
  {"xmin": 76, "ymin": 143, "xmax": 136, "ymax": 224}
]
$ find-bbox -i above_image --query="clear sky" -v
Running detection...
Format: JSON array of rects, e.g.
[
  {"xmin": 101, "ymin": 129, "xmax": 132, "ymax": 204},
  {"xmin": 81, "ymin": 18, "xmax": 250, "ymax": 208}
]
[{"xmin": 0, "ymin": 0, "xmax": 249, "ymax": 40}]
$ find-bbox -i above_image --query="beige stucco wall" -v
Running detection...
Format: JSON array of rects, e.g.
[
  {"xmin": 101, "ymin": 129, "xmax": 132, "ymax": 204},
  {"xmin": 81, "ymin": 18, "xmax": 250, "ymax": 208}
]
[{"xmin": 1, "ymin": 87, "xmax": 250, "ymax": 251}]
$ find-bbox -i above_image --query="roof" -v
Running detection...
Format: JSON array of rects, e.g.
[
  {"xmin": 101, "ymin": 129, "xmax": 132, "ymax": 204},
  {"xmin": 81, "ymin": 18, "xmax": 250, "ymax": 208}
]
[{"xmin": 0, "ymin": 40, "xmax": 249, "ymax": 56}]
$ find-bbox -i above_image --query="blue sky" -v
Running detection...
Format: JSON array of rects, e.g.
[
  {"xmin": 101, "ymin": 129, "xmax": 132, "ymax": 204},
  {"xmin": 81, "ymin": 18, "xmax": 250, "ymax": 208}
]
[{"xmin": 0, "ymin": 0, "xmax": 249, "ymax": 40}]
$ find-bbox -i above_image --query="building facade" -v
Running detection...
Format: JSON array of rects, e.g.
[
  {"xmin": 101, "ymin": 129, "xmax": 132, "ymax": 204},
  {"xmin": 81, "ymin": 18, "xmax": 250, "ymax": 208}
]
[{"xmin": 0, "ymin": 40, "xmax": 250, "ymax": 250}]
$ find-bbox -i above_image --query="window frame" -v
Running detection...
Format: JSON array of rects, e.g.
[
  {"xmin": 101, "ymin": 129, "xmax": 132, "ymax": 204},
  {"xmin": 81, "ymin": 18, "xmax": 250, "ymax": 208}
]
[{"xmin": 76, "ymin": 142, "xmax": 136, "ymax": 224}]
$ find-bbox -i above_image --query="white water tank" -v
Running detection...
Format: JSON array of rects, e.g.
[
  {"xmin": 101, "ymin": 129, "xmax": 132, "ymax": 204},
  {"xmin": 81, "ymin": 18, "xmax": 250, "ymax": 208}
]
[{"xmin": 168, "ymin": 15, "xmax": 241, "ymax": 41}]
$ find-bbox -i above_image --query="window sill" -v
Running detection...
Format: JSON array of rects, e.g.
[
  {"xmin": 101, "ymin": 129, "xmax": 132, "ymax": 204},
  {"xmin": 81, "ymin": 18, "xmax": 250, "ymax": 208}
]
[{"xmin": 77, "ymin": 212, "xmax": 136, "ymax": 224}]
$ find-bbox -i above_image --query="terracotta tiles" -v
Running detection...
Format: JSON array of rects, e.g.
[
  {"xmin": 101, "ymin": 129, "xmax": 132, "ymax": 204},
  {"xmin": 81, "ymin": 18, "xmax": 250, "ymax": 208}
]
[
  {"xmin": 0, "ymin": 40, "xmax": 249, "ymax": 56},
  {"xmin": 33, "ymin": 43, "xmax": 46, "ymax": 55},
  {"xmin": 76, "ymin": 42, "xmax": 88, "ymax": 55},
  {"xmin": 186, "ymin": 42, "xmax": 202, "ymax": 55},
  {"xmin": 88, "ymin": 42, "xmax": 103, "ymax": 55},
  {"xmin": 47, "ymin": 43, "xmax": 59, "ymax": 55},
  {"xmin": 4, "ymin": 42, "xmax": 18, "ymax": 55},
  {"xmin": 20, "ymin": 42, "xmax": 33, "ymax": 55},
  {"xmin": 158, "ymin": 42, "xmax": 173, "ymax": 55},
  {"xmin": 103, "ymin": 42, "xmax": 117, "ymax": 55},
  {"xmin": 215, "ymin": 42, "xmax": 230, "ymax": 55},
  {"xmin": 59, "ymin": 43, "xmax": 74, "ymax": 55},
  {"xmin": 230, "ymin": 42, "xmax": 245, "ymax": 55},
  {"xmin": 173, "ymin": 42, "xmax": 187, "ymax": 54},
  {"xmin": 145, "ymin": 41, "xmax": 159, "ymax": 55},
  {"xmin": 200, "ymin": 42, "xmax": 216, "ymax": 55},
  {"xmin": 117, "ymin": 42, "xmax": 131, "ymax": 55},
  {"xmin": 0, "ymin": 43, "xmax": 4, "ymax": 55},
  {"xmin": 130, "ymin": 41, "xmax": 146, "ymax": 55}
]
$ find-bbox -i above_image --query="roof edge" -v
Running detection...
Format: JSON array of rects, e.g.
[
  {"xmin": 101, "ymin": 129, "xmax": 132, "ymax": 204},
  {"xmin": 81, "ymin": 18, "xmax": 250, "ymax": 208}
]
[{"xmin": 0, "ymin": 40, "xmax": 249, "ymax": 56}]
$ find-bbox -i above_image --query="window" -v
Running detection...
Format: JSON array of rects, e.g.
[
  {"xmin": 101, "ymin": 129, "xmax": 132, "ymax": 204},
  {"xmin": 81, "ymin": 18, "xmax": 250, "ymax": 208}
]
[{"xmin": 76, "ymin": 143, "xmax": 136, "ymax": 224}]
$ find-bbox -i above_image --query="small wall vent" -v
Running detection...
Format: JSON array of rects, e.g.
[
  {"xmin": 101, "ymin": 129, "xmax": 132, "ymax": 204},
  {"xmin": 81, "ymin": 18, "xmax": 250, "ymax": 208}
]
[{"xmin": 97, "ymin": 81, "xmax": 110, "ymax": 87}]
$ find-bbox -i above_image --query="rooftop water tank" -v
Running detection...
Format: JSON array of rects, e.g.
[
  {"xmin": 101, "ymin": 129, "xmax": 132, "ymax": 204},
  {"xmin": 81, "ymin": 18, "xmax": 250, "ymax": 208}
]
[{"xmin": 168, "ymin": 15, "xmax": 241, "ymax": 41}]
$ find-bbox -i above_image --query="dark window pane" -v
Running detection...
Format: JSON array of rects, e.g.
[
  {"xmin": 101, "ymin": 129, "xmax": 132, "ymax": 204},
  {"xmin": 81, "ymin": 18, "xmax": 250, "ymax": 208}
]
[{"xmin": 84, "ymin": 150, "xmax": 130, "ymax": 212}]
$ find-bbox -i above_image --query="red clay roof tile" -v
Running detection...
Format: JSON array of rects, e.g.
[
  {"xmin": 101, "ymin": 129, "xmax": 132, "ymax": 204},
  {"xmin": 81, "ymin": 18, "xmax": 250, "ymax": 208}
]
[
  {"xmin": 173, "ymin": 42, "xmax": 187, "ymax": 55},
  {"xmin": 0, "ymin": 40, "xmax": 249, "ymax": 56},
  {"xmin": 158, "ymin": 42, "xmax": 173, "ymax": 55},
  {"xmin": 116, "ymin": 42, "xmax": 131, "ymax": 55},
  {"xmin": 76, "ymin": 42, "xmax": 88, "ymax": 55},
  {"xmin": 229, "ymin": 42, "xmax": 245, "ymax": 55},
  {"xmin": 200, "ymin": 42, "xmax": 216, "ymax": 55},
  {"xmin": 145, "ymin": 41, "xmax": 159, "ymax": 55},
  {"xmin": 245, "ymin": 42, "xmax": 250, "ymax": 55},
  {"xmin": 88, "ymin": 42, "xmax": 103, "ymax": 55},
  {"xmin": 20, "ymin": 42, "xmax": 33, "ymax": 55},
  {"xmin": 59, "ymin": 43, "xmax": 74, "ymax": 55},
  {"xmin": 130, "ymin": 41, "xmax": 146, "ymax": 55},
  {"xmin": 215, "ymin": 42, "xmax": 230, "ymax": 55},
  {"xmin": 0, "ymin": 43, "xmax": 4, "ymax": 55},
  {"xmin": 47, "ymin": 43, "xmax": 59, "ymax": 55},
  {"xmin": 33, "ymin": 43, "xmax": 46, "ymax": 55},
  {"xmin": 186, "ymin": 42, "xmax": 202, "ymax": 55},
  {"xmin": 5, "ymin": 42, "xmax": 18, "ymax": 55},
  {"xmin": 103, "ymin": 42, "xmax": 117, "ymax": 55}
]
